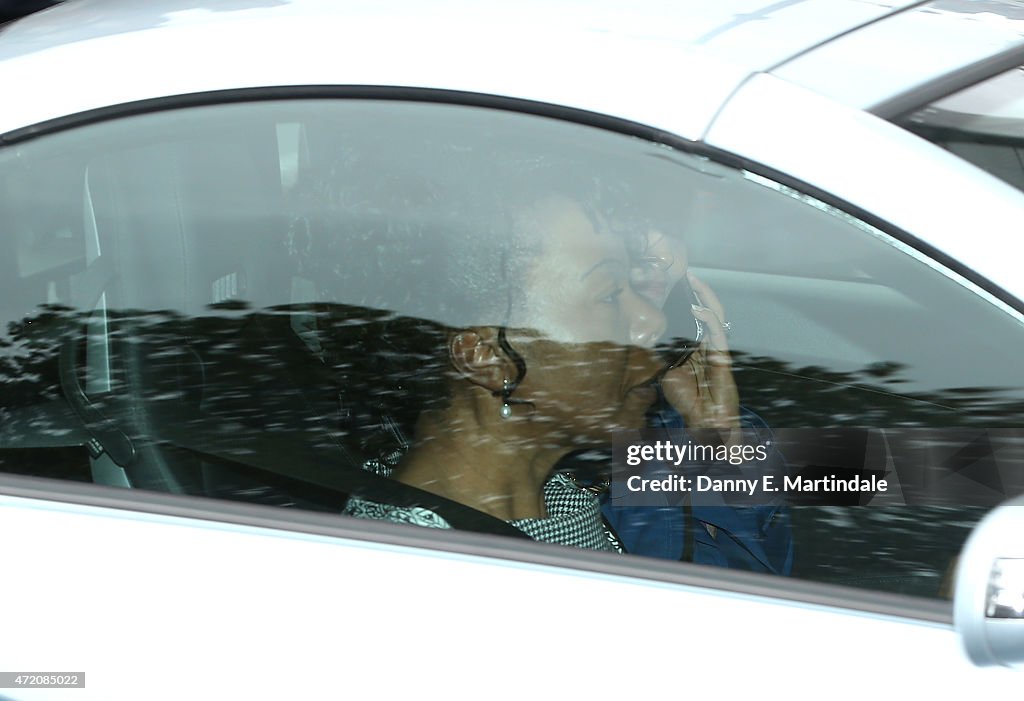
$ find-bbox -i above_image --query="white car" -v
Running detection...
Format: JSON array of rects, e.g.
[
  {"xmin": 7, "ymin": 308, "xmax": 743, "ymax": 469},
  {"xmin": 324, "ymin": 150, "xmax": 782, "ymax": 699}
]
[{"xmin": 1, "ymin": 1, "xmax": 1023, "ymax": 699}]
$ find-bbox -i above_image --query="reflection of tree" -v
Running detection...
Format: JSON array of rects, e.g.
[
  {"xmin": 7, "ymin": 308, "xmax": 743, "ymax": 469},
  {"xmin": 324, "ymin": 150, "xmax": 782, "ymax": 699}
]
[
  {"xmin": 0, "ymin": 303, "xmax": 438, "ymax": 489},
  {"xmin": 725, "ymin": 352, "xmax": 1024, "ymax": 595},
  {"xmin": 786, "ymin": 504, "xmax": 988, "ymax": 596},
  {"xmin": 1, "ymin": 304, "xmax": 69, "ymax": 406},
  {"xmin": 3, "ymin": 304, "xmax": 1023, "ymax": 596},
  {"xmin": 731, "ymin": 350, "xmax": 1024, "ymax": 428},
  {"xmin": 1, "ymin": 305, "xmax": 88, "ymax": 481},
  {"xmin": 7, "ymin": 305, "xmax": 1023, "ymax": 450}
]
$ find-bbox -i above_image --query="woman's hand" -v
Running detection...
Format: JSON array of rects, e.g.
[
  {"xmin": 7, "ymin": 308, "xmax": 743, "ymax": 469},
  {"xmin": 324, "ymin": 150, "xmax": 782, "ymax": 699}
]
[{"xmin": 661, "ymin": 272, "xmax": 742, "ymax": 447}]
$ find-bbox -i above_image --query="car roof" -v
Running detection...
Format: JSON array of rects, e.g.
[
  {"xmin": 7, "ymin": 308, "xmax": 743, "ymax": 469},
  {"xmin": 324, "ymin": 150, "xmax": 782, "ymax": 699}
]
[
  {"xmin": 0, "ymin": 0, "xmax": 924, "ymax": 138},
  {"xmin": 0, "ymin": 0, "xmax": 925, "ymax": 67},
  {"xmin": 777, "ymin": 0, "xmax": 1024, "ymax": 115},
  {"xmin": 0, "ymin": 0, "xmax": 929, "ymax": 63}
]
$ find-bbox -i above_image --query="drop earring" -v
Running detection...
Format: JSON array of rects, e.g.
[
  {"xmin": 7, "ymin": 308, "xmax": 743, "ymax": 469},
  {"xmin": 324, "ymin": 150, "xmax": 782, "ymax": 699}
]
[
  {"xmin": 500, "ymin": 378, "xmax": 513, "ymax": 419},
  {"xmin": 492, "ymin": 327, "xmax": 530, "ymax": 419}
]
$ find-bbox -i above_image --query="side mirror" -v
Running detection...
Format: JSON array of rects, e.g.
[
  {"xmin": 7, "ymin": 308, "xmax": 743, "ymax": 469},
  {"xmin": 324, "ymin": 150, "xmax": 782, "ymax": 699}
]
[{"xmin": 955, "ymin": 493, "xmax": 1024, "ymax": 667}]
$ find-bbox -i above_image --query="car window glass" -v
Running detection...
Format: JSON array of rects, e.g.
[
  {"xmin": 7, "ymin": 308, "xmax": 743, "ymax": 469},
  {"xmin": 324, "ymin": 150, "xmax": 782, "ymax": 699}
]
[{"xmin": 2, "ymin": 98, "xmax": 1022, "ymax": 599}]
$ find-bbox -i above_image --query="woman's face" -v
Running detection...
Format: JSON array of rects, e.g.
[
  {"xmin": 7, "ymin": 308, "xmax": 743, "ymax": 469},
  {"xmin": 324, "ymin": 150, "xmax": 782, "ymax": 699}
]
[
  {"xmin": 507, "ymin": 195, "xmax": 666, "ymax": 444},
  {"xmin": 629, "ymin": 227, "xmax": 689, "ymax": 309}
]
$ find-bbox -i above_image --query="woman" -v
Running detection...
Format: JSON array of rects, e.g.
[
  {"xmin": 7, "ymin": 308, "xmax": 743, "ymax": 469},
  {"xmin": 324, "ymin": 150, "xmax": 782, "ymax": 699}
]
[
  {"xmin": 308, "ymin": 148, "xmax": 745, "ymax": 554},
  {"xmin": 339, "ymin": 189, "xmax": 672, "ymax": 551}
]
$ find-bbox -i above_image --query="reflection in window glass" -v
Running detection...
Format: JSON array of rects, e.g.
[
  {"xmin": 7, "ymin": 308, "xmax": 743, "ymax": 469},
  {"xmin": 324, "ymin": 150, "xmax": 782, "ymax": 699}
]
[
  {"xmin": 902, "ymin": 65, "xmax": 1024, "ymax": 191},
  {"xmin": 2, "ymin": 99, "xmax": 1022, "ymax": 599}
]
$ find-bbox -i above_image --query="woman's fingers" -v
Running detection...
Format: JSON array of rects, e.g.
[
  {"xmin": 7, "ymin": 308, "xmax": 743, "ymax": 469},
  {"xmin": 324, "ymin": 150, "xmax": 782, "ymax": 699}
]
[
  {"xmin": 662, "ymin": 359, "xmax": 705, "ymax": 424},
  {"xmin": 662, "ymin": 344, "xmax": 739, "ymax": 430},
  {"xmin": 662, "ymin": 272, "xmax": 741, "ymax": 431},
  {"xmin": 688, "ymin": 271, "xmax": 726, "ymax": 323},
  {"xmin": 707, "ymin": 363, "xmax": 740, "ymax": 426},
  {"xmin": 687, "ymin": 272, "xmax": 730, "ymax": 360},
  {"xmin": 691, "ymin": 304, "xmax": 730, "ymax": 358}
]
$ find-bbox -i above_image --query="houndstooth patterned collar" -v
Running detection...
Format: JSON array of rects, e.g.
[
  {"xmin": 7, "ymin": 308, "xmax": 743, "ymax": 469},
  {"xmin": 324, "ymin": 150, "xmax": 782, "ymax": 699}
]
[
  {"xmin": 511, "ymin": 474, "xmax": 619, "ymax": 551},
  {"xmin": 346, "ymin": 462, "xmax": 620, "ymax": 552}
]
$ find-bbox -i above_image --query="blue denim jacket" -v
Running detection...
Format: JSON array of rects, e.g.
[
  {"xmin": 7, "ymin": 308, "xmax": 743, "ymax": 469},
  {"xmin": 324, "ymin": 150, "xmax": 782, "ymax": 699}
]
[{"xmin": 600, "ymin": 406, "xmax": 794, "ymax": 575}]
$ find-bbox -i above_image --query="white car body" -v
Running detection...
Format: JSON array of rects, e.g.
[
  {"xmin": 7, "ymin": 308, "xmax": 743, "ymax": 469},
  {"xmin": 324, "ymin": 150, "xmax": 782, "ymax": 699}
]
[
  {"xmin": 1, "ymin": 1, "xmax": 1022, "ymax": 699},
  {"xmin": 0, "ymin": 484, "xmax": 1017, "ymax": 700}
]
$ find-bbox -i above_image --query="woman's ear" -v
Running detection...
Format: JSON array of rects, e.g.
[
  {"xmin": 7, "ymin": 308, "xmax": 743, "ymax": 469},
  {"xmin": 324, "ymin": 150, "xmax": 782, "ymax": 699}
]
[{"xmin": 448, "ymin": 328, "xmax": 514, "ymax": 393}]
